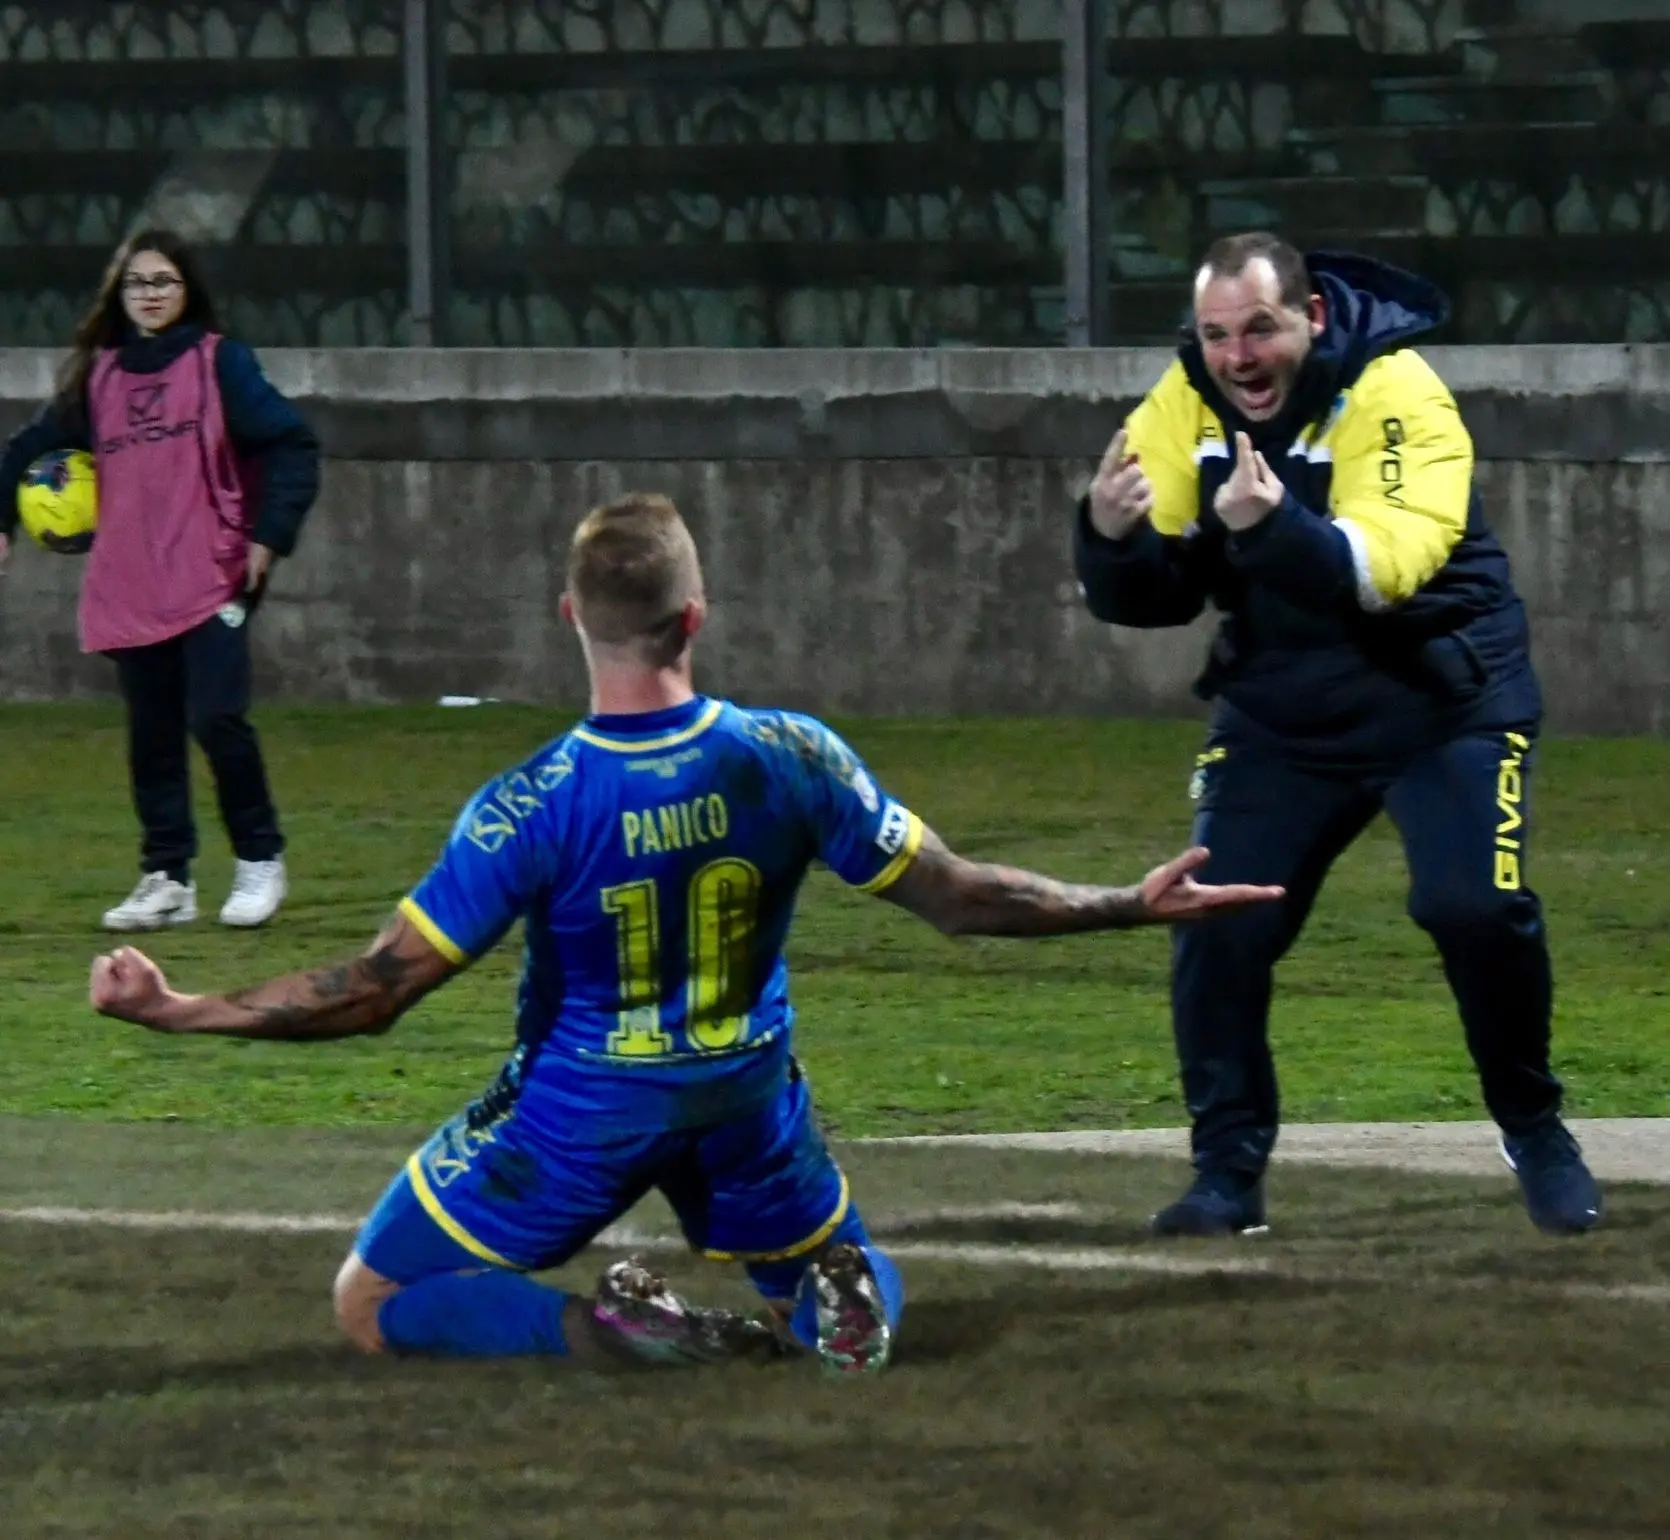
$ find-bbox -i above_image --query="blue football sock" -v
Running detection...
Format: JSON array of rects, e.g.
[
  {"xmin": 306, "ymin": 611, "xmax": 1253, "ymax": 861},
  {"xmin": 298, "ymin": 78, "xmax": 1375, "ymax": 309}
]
[
  {"xmin": 378, "ymin": 1270, "xmax": 571, "ymax": 1358},
  {"xmin": 787, "ymin": 1244, "xmax": 905, "ymax": 1350}
]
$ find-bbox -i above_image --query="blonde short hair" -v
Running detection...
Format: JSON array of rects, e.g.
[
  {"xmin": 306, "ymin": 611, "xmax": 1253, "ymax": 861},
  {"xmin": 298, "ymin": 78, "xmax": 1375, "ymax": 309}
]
[{"xmin": 566, "ymin": 493, "xmax": 702, "ymax": 664}]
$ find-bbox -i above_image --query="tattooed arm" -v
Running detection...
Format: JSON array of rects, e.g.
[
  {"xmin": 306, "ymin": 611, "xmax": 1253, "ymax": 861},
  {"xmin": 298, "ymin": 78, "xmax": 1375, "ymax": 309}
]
[
  {"xmin": 879, "ymin": 826, "xmax": 1283, "ymax": 938},
  {"xmin": 89, "ymin": 913, "xmax": 459, "ymax": 1039}
]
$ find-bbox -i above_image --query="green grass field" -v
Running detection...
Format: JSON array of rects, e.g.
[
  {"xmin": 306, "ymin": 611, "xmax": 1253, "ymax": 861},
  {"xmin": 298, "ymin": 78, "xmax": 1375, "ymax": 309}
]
[
  {"xmin": 5, "ymin": 1134, "xmax": 1670, "ymax": 1539},
  {"xmin": 4, "ymin": 705, "xmax": 1670, "ymax": 1537},
  {"xmin": 1, "ymin": 704, "xmax": 1666, "ymax": 1132}
]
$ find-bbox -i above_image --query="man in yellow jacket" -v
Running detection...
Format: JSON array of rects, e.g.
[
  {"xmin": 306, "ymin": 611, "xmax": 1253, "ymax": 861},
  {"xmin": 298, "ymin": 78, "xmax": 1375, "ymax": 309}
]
[{"xmin": 1075, "ymin": 231, "xmax": 1599, "ymax": 1238}]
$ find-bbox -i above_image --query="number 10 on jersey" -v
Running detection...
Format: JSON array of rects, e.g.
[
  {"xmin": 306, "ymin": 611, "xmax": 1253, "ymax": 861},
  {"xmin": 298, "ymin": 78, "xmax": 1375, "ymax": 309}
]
[{"xmin": 601, "ymin": 858, "xmax": 762, "ymax": 1057}]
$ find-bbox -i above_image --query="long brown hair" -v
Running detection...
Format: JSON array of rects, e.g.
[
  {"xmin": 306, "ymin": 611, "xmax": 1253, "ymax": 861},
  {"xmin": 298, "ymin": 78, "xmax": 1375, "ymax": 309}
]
[{"xmin": 54, "ymin": 227, "xmax": 222, "ymax": 422}]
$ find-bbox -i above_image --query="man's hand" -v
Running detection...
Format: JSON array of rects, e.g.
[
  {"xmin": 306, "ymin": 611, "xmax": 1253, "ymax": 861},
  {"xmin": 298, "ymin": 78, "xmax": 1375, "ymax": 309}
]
[
  {"xmin": 1213, "ymin": 432, "xmax": 1285, "ymax": 532},
  {"xmin": 879, "ymin": 824, "xmax": 1282, "ymax": 937},
  {"xmin": 1087, "ymin": 427, "xmax": 1154, "ymax": 541},
  {"xmin": 247, "ymin": 543, "xmax": 276, "ymax": 593},
  {"xmin": 1137, "ymin": 846, "xmax": 1284, "ymax": 922},
  {"xmin": 90, "ymin": 946, "xmax": 187, "ymax": 1032},
  {"xmin": 89, "ymin": 913, "xmax": 457, "ymax": 1042}
]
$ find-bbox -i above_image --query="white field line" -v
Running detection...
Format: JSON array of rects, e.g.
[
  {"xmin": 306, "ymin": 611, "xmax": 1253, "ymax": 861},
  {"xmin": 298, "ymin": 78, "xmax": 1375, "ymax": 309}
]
[
  {"xmin": 0, "ymin": 1198, "xmax": 1086, "ymax": 1242},
  {"xmin": 0, "ymin": 1201, "xmax": 1275, "ymax": 1284},
  {"xmin": 1, "ymin": 1206, "xmax": 356, "ymax": 1234},
  {"xmin": 8, "ymin": 1200, "xmax": 1670, "ymax": 1301}
]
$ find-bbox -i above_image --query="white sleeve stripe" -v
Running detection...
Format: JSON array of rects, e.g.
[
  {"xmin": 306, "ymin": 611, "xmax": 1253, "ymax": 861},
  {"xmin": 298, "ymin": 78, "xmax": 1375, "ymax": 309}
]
[{"xmin": 1333, "ymin": 518, "xmax": 1393, "ymax": 613}]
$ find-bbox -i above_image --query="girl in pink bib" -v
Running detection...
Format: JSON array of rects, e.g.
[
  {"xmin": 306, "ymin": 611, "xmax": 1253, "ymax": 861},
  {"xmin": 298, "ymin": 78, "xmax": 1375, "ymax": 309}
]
[{"xmin": 0, "ymin": 228, "xmax": 319, "ymax": 930}]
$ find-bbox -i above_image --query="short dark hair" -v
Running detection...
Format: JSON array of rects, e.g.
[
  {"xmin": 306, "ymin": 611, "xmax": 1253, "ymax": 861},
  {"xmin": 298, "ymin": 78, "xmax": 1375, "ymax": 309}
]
[{"xmin": 1196, "ymin": 232, "xmax": 1312, "ymax": 311}]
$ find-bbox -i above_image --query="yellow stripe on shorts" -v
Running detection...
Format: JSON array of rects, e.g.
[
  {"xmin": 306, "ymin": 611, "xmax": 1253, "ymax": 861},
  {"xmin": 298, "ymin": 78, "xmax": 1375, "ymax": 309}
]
[
  {"xmin": 700, "ymin": 1170, "xmax": 852, "ymax": 1263},
  {"xmin": 404, "ymin": 1152, "xmax": 519, "ymax": 1270}
]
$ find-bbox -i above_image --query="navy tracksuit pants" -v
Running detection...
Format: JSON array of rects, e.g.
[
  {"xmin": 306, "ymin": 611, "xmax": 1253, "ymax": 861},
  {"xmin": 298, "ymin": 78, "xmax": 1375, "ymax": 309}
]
[
  {"xmin": 1175, "ymin": 723, "xmax": 1562, "ymax": 1179},
  {"xmin": 111, "ymin": 610, "xmax": 285, "ymax": 877}
]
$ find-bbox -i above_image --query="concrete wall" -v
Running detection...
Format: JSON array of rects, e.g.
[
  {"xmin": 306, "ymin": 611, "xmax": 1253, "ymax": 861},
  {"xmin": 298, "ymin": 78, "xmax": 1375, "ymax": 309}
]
[{"xmin": 0, "ymin": 346, "xmax": 1666, "ymax": 733}]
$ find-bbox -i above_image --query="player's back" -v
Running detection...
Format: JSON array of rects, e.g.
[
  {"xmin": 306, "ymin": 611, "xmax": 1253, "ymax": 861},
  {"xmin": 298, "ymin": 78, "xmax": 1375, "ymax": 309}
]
[{"xmin": 401, "ymin": 695, "xmax": 922, "ymax": 1135}]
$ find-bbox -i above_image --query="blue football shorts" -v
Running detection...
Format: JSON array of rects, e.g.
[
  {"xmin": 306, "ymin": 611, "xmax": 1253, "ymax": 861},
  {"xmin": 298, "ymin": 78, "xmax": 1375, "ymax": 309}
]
[{"xmin": 354, "ymin": 1063, "xmax": 861, "ymax": 1294}]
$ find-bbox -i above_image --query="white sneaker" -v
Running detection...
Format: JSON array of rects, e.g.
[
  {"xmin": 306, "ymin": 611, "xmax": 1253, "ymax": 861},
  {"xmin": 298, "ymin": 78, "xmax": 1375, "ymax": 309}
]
[
  {"xmin": 220, "ymin": 857, "xmax": 287, "ymax": 928},
  {"xmin": 103, "ymin": 872, "xmax": 198, "ymax": 932}
]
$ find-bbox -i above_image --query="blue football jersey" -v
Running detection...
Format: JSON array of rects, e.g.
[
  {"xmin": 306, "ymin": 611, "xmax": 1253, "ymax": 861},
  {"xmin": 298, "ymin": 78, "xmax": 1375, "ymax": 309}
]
[{"xmin": 400, "ymin": 696, "xmax": 924, "ymax": 1134}]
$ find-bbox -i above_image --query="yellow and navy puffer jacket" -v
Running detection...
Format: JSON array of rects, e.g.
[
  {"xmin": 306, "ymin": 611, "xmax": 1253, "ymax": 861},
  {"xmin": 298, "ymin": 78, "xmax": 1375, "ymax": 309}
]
[{"xmin": 1075, "ymin": 252, "xmax": 1540, "ymax": 766}]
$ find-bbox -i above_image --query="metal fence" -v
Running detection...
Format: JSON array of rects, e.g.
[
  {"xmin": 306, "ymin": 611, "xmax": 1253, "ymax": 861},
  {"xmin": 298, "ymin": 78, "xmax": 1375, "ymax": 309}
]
[{"xmin": 1, "ymin": 0, "xmax": 1666, "ymax": 347}]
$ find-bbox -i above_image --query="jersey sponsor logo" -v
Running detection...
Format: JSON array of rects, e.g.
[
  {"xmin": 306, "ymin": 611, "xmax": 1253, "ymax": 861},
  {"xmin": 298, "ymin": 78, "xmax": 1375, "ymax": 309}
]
[
  {"xmin": 876, "ymin": 801, "xmax": 910, "ymax": 856},
  {"xmin": 464, "ymin": 755, "xmax": 573, "ymax": 853},
  {"xmin": 533, "ymin": 746, "xmax": 575, "ymax": 791},
  {"xmin": 496, "ymin": 770, "xmax": 543, "ymax": 820},
  {"xmin": 625, "ymin": 746, "xmax": 704, "ymax": 780},
  {"xmin": 465, "ymin": 802, "xmax": 517, "ymax": 854},
  {"xmin": 852, "ymin": 768, "xmax": 880, "ymax": 813}
]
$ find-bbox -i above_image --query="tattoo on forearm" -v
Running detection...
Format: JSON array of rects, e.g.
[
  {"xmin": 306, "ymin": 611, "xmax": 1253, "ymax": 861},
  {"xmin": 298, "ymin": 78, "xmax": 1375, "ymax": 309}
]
[
  {"xmin": 885, "ymin": 832, "xmax": 1151, "ymax": 938},
  {"xmin": 212, "ymin": 930, "xmax": 438, "ymax": 1039},
  {"xmin": 952, "ymin": 863, "xmax": 1148, "ymax": 937}
]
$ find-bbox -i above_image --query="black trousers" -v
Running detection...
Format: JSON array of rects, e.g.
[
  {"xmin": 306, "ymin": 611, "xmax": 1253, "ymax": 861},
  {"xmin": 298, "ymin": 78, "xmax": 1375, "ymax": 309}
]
[
  {"xmin": 111, "ymin": 610, "xmax": 284, "ymax": 874},
  {"xmin": 1174, "ymin": 723, "xmax": 1561, "ymax": 1179}
]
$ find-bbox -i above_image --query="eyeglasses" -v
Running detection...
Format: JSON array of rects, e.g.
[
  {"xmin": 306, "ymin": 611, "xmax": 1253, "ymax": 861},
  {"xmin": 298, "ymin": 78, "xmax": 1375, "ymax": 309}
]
[{"xmin": 122, "ymin": 273, "xmax": 183, "ymax": 294}]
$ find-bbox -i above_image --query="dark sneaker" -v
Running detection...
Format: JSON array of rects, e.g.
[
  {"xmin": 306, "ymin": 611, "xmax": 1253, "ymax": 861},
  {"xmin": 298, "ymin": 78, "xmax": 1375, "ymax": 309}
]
[
  {"xmin": 592, "ymin": 1258, "xmax": 785, "ymax": 1366},
  {"xmin": 1149, "ymin": 1173, "xmax": 1269, "ymax": 1238},
  {"xmin": 803, "ymin": 1243, "xmax": 893, "ymax": 1377},
  {"xmin": 1500, "ymin": 1121, "xmax": 1602, "ymax": 1235}
]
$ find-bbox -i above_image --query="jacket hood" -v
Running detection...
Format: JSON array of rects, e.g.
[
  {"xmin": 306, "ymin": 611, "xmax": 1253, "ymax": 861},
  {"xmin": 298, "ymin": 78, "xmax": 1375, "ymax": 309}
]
[
  {"xmin": 1180, "ymin": 250, "xmax": 1453, "ymax": 446},
  {"xmin": 1304, "ymin": 249, "xmax": 1451, "ymax": 373}
]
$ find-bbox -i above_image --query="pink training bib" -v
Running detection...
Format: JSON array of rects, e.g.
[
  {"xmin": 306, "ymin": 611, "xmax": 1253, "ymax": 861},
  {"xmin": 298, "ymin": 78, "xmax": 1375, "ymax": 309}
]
[{"xmin": 80, "ymin": 333, "xmax": 250, "ymax": 653}]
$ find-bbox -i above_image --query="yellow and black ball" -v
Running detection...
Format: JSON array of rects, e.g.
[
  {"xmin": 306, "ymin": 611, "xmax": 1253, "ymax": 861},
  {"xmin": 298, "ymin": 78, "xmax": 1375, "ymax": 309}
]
[{"xmin": 17, "ymin": 449, "xmax": 98, "ymax": 553}]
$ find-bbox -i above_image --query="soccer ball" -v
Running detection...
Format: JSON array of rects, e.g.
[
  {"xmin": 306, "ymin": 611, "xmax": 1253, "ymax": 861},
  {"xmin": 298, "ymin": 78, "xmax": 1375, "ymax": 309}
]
[{"xmin": 18, "ymin": 449, "xmax": 98, "ymax": 553}]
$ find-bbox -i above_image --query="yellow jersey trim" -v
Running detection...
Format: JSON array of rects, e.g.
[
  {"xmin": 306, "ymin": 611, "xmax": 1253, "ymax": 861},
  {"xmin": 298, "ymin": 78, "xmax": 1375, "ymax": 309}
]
[
  {"xmin": 856, "ymin": 810, "xmax": 925, "ymax": 894},
  {"xmin": 701, "ymin": 1170, "xmax": 851, "ymax": 1262},
  {"xmin": 404, "ymin": 1153, "xmax": 519, "ymax": 1269},
  {"xmin": 570, "ymin": 699, "xmax": 724, "ymax": 754},
  {"xmin": 398, "ymin": 896, "xmax": 468, "ymax": 966}
]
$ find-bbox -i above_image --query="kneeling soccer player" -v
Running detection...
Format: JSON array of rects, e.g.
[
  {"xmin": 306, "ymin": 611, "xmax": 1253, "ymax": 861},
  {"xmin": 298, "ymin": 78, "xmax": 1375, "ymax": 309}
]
[{"xmin": 91, "ymin": 492, "xmax": 1282, "ymax": 1374}]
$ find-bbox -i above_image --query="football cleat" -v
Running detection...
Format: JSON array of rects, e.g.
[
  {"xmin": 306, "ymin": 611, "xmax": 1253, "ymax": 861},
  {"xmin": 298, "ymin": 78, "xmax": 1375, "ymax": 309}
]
[
  {"xmin": 804, "ymin": 1243, "xmax": 893, "ymax": 1377},
  {"xmin": 591, "ymin": 1258, "xmax": 784, "ymax": 1367}
]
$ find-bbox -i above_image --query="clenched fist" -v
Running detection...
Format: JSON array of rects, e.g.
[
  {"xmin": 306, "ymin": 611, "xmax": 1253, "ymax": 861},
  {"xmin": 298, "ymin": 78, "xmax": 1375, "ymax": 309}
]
[{"xmin": 90, "ymin": 945, "xmax": 178, "ymax": 1030}]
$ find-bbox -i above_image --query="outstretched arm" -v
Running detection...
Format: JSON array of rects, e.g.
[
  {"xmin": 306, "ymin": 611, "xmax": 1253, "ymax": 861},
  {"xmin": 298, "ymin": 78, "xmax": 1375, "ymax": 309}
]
[
  {"xmin": 878, "ymin": 828, "xmax": 1282, "ymax": 938},
  {"xmin": 89, "ymin": 912, "xmax": 458, "ymax": 1040}
]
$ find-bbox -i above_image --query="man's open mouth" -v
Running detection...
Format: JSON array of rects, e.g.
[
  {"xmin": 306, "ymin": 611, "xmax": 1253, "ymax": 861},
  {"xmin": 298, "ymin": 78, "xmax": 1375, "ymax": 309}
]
[
  {"xmin": 1231, "ymin": 375, "xmax": 1279, "ymax": 414},
  {"xmin": 1235, "ymin": 375, "xmax": 1282, "ymax": 417}
]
